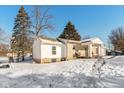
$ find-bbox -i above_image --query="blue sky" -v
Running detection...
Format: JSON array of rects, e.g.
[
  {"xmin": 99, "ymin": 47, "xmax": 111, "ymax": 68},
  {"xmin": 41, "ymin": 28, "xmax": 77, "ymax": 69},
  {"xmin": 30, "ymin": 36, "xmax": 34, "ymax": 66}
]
[{"xmin": 1, "ymin": 5, "xmax": 124, "ymax": 46}]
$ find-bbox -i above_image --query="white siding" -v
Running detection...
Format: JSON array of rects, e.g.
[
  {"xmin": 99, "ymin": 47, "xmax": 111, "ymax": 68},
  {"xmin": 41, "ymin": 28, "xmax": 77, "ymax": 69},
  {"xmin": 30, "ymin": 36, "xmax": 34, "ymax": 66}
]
[
  {"xmin": 101, "ymin": 46, "xmax": 106, "ymax": 56},
  {"xmin": 61, "ymin": 44, "xmax": 66, "ymax": 58},
  {"xmin": 41, "ymin": 44, "xmax": 62, "ymax": 59},
  {"xmin": 88, "ymin": 44, "xmax": 92, "ymax": 57},
  {"xmin": 33, "ymin": 39, "xmax": 41, "ymax": 59}
]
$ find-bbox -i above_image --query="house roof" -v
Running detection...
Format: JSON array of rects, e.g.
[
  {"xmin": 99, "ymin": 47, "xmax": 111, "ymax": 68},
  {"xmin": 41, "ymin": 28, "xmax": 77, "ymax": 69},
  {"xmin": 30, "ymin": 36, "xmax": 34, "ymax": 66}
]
[
  {"xmin": 38, "ymin": 35, "xmax": 58, "ymax": 42},
  {"xmin": 81, "ymin": 37, "xmax": 103, "ymax": 44},
  {"xmin": 36, "ymin": 36, "xmax": 63, "ymax": 45},
  {"xmin": 81, "ymin": 37, "xmax": 98, "ymax": 42},
  {"xmin": 36, "ymin": 36, "xmax": 103, "ymax": 45},
  {"xmin": 57, "ymin": 38, "xmax": 81, "ymax": 44}
]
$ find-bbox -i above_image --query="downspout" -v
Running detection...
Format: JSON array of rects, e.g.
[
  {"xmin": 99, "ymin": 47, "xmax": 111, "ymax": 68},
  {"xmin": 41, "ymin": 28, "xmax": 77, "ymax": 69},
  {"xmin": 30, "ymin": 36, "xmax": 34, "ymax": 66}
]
[
  {"xmin": 66, "ymin": 40, "xmax": 68, "ymax": 60},
  {"xmin": 40, "ymin": 38, "xmax": 42, "ymax": 63}
]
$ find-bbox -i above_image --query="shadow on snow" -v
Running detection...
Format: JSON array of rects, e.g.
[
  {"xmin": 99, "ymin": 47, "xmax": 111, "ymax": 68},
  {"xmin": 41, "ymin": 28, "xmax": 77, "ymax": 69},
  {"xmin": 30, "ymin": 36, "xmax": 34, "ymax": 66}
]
[{"xmin": 0, "ymin": 72, "xmax": 124, "ymax": 88}]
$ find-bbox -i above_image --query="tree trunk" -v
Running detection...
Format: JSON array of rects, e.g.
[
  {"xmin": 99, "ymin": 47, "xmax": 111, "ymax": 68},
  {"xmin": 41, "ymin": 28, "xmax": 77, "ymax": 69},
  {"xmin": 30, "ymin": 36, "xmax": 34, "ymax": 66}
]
[
  {"xmin": 22, "ymin": 55, "xmax": 24, "ymax": 61},
  {"xmin": 22, "ymin": 51, "xmax": 25, "ymax": 61},
  {"xmin": 17, "ymin": 52, "xmax": 20, "ymax": 62}
]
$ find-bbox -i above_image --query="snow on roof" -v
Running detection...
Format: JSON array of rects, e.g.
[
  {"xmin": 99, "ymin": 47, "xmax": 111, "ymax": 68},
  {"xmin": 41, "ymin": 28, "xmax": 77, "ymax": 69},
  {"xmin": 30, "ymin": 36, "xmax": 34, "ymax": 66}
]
[
  {"xmin": 35, "ymin": 36, "xmax": 63, "ymax": 45},
  {"xmin": 36, "ymin": 36, "xmax": 103, "ymax": 45},
  {"xmin": 81, "ymin": 37, "xmax": 98, "ymax": 42},
  {"xmin": 38, "ymin": 35, "xmax": 58, "ymax": 41},
  {"xmin": 57, "ymin": 38, "xmax": 81, "ymax": 44},
  {"xmin": 81, "ymin": 37, "xmax": 103, "ymax": 44}
]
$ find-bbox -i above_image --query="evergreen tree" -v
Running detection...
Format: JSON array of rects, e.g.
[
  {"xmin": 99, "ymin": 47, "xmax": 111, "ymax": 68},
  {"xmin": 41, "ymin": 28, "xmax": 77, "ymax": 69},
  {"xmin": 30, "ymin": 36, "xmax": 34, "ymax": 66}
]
[
  {"xmin": 11, "ymin": 6, "xmax": 31, "ymax": 61},
  {"xmin": 59, "ymin": 21, "xmax": 81, "ymax": 41}
]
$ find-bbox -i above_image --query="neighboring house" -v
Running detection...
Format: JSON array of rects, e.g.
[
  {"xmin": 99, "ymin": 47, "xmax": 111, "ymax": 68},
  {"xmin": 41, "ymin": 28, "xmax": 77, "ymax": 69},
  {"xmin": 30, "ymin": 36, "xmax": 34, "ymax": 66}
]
[
  {"xmin": 33, "ymin": 36, "xmax": 106, "ymax": 63},
  {"xmin": 107, "ymin": 50, "xmax": 123, "ymax": 56}
]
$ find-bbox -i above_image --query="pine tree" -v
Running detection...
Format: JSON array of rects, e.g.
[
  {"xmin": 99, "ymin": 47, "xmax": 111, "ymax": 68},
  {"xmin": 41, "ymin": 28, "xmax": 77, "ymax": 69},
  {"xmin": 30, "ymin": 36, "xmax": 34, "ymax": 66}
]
[
  {"xmin": 59, "ymin": 21, "xmax": 81, "ymax": 41},
  {"xmin": 11, "ymin": 6, "xmax": 31, "ymax": 61}
]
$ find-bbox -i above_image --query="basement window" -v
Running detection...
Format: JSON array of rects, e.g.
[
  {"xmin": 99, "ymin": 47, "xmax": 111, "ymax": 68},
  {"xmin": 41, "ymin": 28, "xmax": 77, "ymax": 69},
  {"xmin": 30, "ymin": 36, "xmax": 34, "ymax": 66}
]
[
  {"xmin": 52, "ymin": 46, "xmax": 56, "ymax": 55},
  {"xmin": 51, "ymin": 58, "xmax": 56, "ymax": 62}
]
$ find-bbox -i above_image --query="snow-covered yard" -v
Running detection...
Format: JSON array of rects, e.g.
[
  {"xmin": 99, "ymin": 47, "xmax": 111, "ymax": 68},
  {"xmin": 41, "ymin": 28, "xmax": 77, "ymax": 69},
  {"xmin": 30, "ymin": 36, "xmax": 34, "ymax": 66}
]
[{"xmin": 0, "ymin": 56, "xmax": 124, "ymax": 88}]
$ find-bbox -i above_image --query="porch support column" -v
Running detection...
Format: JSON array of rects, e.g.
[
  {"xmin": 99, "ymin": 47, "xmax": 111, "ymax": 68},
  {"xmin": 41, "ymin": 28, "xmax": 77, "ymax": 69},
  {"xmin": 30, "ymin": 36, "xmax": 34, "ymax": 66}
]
[
  {"xmin": 88, "ymin": 44, "xmax": 92, "ymax": 58},
  {"xmin": 98, "ymin": 45, "xmax": 101, "ymax": 57}
]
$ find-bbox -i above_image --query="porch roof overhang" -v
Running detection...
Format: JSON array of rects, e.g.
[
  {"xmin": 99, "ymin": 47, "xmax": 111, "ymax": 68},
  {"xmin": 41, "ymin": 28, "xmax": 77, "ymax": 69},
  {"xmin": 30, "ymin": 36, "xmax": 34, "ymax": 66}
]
[{"xmin": 81, "ymin": 37, "xmax": 103, "ymax": 45}]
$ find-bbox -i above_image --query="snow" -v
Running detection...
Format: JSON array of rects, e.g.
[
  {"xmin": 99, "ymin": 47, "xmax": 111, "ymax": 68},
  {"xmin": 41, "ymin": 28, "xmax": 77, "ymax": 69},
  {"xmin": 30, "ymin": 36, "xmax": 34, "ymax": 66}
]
[
  {"xmin": 0, "ymin": 57, "xmax": 8, "ymax": 63},
  {"xmin": 0, "ymin": 56, "xmax": 124, "ymax": 88}
]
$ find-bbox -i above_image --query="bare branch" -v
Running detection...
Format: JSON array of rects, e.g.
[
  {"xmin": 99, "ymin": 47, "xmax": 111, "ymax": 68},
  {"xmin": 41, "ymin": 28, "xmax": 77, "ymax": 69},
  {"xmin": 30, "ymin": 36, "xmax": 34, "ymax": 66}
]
[
  {"xmin": 31, "ymin": 6, "xmax": 54, "ymax": 36},
  {"xmin": 40, "ymin": 7, "xmax": 50, "ymax": 24},
  {"xmin": 109, "ymin": 27, "xmax": 124, "ymax": 52}
]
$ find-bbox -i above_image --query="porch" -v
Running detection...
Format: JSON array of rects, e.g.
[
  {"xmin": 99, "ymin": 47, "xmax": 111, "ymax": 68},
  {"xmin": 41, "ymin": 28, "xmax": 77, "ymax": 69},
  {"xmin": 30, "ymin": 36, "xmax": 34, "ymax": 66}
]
[{"xmin": 75, "ymin": 43, "xmax": 102, "ymax": 58}]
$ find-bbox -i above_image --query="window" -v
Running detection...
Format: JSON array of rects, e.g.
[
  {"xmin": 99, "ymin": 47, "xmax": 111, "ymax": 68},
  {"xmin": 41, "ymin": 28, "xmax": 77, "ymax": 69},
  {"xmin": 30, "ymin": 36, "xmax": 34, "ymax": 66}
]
[
  {"xmin": 52, "ymin": 46, "xmax": 56, "ymax": 55},
  {"xmin": 51, "ymin": 58, "xmax": 56, "ymax": 62}
]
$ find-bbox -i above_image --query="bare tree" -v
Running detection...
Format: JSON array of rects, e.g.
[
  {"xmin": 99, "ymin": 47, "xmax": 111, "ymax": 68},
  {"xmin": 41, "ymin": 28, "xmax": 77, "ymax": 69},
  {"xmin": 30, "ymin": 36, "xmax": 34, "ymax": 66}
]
[
  {"xmin": 31, "ymin": 6, "xmax": 54, "ymax": 36},
  {"xmin": 0, "ymin": 28, "xmax": 10, "ymax": 56},
  {"xmin": 109, "ymin": 27, "xmax": 124, "ymax": 52},
  {"xmin": 0, "ymin": 28, "xmax": 5, "ymax": 42},
  {"xmin": 0, "ymin": 28, "xmax": 10, "ymax": 44}
]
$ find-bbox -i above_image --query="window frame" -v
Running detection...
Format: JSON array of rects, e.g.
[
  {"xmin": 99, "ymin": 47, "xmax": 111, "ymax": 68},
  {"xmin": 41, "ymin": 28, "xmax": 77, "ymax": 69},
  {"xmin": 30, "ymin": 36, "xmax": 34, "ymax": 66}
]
[{"xmin": 52, "ymin": 46, "xmax": 56, "ymax": 55}]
